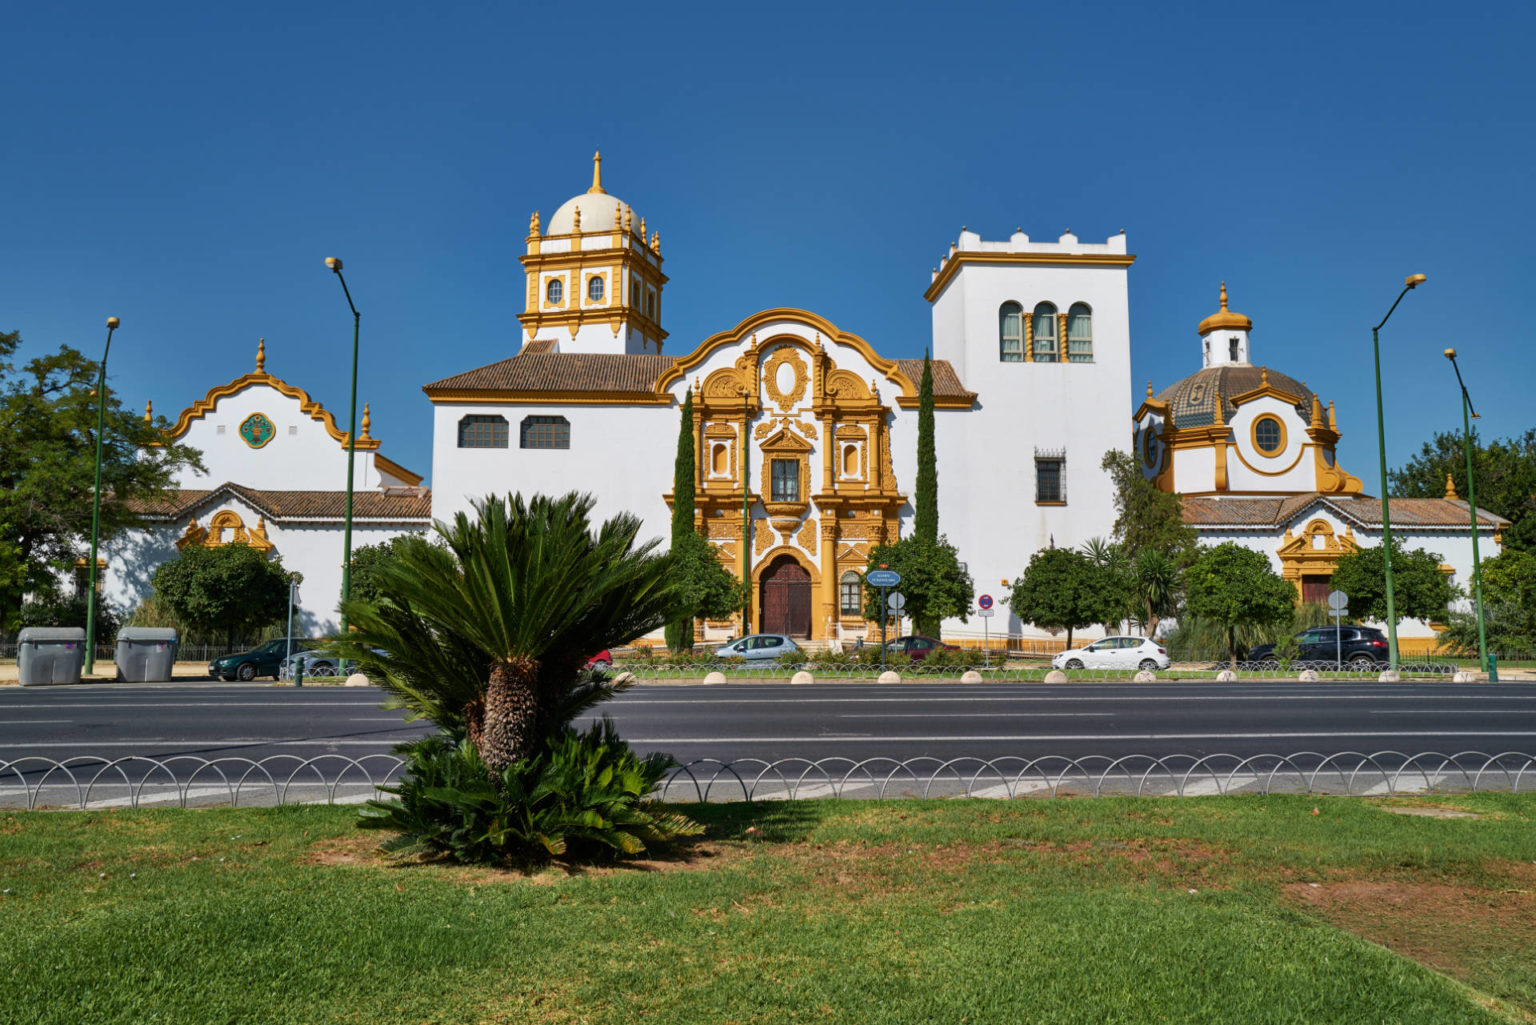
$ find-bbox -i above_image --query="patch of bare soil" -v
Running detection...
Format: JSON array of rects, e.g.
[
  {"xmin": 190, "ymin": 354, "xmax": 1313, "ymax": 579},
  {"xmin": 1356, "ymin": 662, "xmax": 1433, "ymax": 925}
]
[
  {"xmin": 1286, "ymin": 878, "xmax": 1536, "ymax": 996},
  {"xmin": 1378, "ymin": 805, "xmax": 1486, "ymax": 819},
  {"xmin": 304, "ymin": 832, "xmax": 742, "ymax": 884}
]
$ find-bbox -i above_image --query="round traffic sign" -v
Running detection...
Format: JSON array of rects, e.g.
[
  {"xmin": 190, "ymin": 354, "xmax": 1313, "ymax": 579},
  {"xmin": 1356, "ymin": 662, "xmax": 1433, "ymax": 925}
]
[
  {"xmin": 978, "ymin": 594, "xmax": 994, "ymax": 610},
  {"xmin": 886, "ymin": 591, "xmax": 906, "ymax": 612},
  {"xmin": 867, "ymin": 569, "xmax": 901, "ymax": 588},
  {"xmin": 1327, "ymin": 589, "xmax": 1348, "ymax": 612}
]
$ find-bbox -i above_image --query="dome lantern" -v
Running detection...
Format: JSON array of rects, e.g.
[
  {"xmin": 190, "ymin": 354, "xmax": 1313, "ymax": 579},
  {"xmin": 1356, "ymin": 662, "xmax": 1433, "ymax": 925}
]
[{"xmin": 1197, "ymin": 281, "xmax": 1253, "ymax": 368}]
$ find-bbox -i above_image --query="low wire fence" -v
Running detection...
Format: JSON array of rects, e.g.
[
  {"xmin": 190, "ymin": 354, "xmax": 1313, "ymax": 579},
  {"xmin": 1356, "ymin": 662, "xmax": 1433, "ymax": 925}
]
[
  {"xmin": 4, "ymin": 751, "xmax": 1534, "ymax": 810},
  {"xmin": 602, "ymin": 658, "xmax": 1468, "ymax": 682}
]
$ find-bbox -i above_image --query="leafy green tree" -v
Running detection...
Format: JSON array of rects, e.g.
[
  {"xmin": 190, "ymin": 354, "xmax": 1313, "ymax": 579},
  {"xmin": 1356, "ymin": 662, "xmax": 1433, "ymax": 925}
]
[
  {"xmin": 1439, "ymin": 549, "xmax": 1536, "ymax": 656},
  {"xmin": 347, "ymin": 534, "xmax": 425, "ymax": 607},
  {"xmin": 1183, "ymin": 543, "xmax": 1296, "ymax": 667},
  {"xmin": 1100, "ymin": 450, "xmax": 1198, "ymax": 566},
  {"xmin": 1329, "ymin": 540, "xmax": 1457, "ymax": 625},
  {"xmin": 863, "ymin": 534, "xmax": 972, "ymax": 638},
  {"xmin": 1391, "ymin": 428, "xmax": 1536, "ymax": 552},
  {"xmin": 913, "ymin": 351, "xmax": 938, "ymax": 546},
  {"xmin": 19, "ymin": 590, "xmax": 120, "ymax": 642},
  {"xmin": 150, "ymin": 543, "xmax": 293, "ymax": 649},
  {"xmin": 1008, "ymin": 546, "xmax": 1119, "ymax": 649},
  {"xmin": 335, "ymin": 492, "xmax": 681, "ymax": 772},
  {"xmin": 1079, "ymin": 538, "xmax": 1136, "ymax": 631},
  {"xmin": 665, "ymin": 391, "xmax": 698, "ymax": 652},
  {"xmin": 668, "ymin": 530, "xmax": 743, "ymax": 637},
  {"xmin": 0, "ymin": 328, "xmax": 202, "ymax": 631}
]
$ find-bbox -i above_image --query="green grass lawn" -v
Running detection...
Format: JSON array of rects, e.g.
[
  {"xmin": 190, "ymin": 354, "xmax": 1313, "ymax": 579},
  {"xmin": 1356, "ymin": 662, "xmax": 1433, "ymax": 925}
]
[{"xmin": 4, "ymin": 795, "xmax": 1535, "ymax": 1024}]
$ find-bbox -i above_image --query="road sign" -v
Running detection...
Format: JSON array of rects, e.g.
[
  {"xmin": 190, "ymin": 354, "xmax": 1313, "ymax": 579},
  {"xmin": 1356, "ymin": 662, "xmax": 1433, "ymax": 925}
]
[
  {"xmin": 1327, "ymin": 589, "xmax": 1348, "ymax": 612},
  {"xmin": 977, "ymin": 608, "xmax": 995, "ymax": 618},
  {"xmin": 867, "ymin": 569, "xmax": 901, "ymax": 588},
  {"xmin": 886, "ymin": 592, "xmax": 906, "ymax": 612},
  {"xmin": 978, "ymin": 594, "xmax": 994, "ymax": 610}
]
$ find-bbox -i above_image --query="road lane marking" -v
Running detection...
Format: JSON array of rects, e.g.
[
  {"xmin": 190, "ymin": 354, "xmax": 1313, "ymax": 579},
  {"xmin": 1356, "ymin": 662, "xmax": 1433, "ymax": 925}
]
[
  {"xmin": 622, "ymin": 730, "xmax": 1536, "ymax": 743},
  {"xmin": 609, "ymin": 694, "xmax": 1536, "ymax": 705},
  {"xmin": 0, "ymin": 738, "xmax": 429, "ymax": 749},
  {"xmin": 838, "ymin": 713, "xmax": 1114, "ymax": 718}
]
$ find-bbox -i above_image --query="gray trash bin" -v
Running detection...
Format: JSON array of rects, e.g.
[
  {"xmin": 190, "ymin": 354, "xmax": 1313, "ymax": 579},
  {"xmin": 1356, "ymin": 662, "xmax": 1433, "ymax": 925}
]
[
  {"xmin": 17, "ymin": 627, "xmax": 87, "ymax": 686},
  {"xmin": 115, "ymin": 627, "xmax": 179, "ymax": 682}
]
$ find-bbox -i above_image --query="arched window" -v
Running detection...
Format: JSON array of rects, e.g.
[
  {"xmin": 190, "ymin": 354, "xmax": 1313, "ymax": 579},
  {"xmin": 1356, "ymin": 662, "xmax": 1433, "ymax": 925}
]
[
  {"xmin": 457, "ymin": 414, "xmax": 508, "ymax": 449},
  {"xmin": 1032, "ymin": 303, "xmax": 1058, "ymax": 362},
  {"xmin": 840, "ymin": 571, "xmax": 862, "ymax": 616},
  {"xmin": 520, "ymin": 415, "xmax": 570, "ymax": 450},
  {"xmin": 711, "ymin": 444, "xmax": 727, "ymax": 475},
  {"xmin": 587, "ymin": 276, "xmax": 604, "ymax": 301},
  {"xmin": 1067, "ymin": 303, "xmax": 1093, "ymax": 362},
  {"xmin": 1229, "ymin": 337, "xmax": 1240, "ymax": 362},
  {"xmin": 999, "ymin": 302, "xmax": 1024, "ymax": 362},
  {"xmin": 546, "ymin": 278, "xmax": 563, "ymax": 304},
  {"xmin": 646, "ymin": 292, "xmax": 657, "ymax": 320}
]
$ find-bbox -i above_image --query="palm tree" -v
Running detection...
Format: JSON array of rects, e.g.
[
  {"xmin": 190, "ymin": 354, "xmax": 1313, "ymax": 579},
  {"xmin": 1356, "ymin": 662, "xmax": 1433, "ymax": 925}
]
[
  {"xmin": 1132, "ymin": 549, "xmax": 1180, "ymax": 638},
  {"xmin": 336, "ymin": 493, "xmax": 680, "ymax": 772}
]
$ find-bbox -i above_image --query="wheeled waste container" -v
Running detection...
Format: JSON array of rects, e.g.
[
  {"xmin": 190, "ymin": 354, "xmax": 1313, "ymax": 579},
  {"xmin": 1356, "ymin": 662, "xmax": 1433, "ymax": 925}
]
[
  {"xmin": 17, "ymin": 627, "xmax": 87, "ymax": 686},
  {"xmin": 115, "ymin": 627, "xmax": 179, "ymax": 682}
]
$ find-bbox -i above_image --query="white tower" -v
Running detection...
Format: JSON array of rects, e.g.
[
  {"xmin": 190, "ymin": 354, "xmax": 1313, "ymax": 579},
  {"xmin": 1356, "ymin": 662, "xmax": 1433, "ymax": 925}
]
[{"xmin": 1197, "ymin": 282, "xmax": 1252, "ymax": 367}]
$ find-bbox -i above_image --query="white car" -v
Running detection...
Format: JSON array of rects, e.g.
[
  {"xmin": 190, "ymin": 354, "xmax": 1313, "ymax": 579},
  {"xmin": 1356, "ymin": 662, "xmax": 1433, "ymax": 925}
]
[{"xmin": 1052, "ymin": 636, "xmax": 1169, "ymax": 672}]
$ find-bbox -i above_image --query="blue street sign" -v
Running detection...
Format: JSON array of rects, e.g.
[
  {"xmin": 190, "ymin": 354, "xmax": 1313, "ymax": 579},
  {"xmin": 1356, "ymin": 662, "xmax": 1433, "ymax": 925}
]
[
  {"xmin": 867, "ymin": 569, "xmax": 901, "ymax": 588},
  {"xmin": 978, "ymin": 594, "xmax": 994, "ymax": 610}
]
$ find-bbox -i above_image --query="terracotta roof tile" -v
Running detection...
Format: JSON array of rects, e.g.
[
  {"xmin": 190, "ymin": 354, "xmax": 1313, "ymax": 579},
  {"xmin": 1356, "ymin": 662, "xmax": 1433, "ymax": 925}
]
[
  {"xmin": 129, "ymin": 483, "xmax": 432, "ymax": 523},
  {"xmin": 1181, "ymin": 493, "xmax": 1507, "ymax": 529},
  {"xmin": 894, "ymin": 359, "xmax": 975, "ymax": 399},
  {"xmin": 424, "ymin": 353, "xmax": 678, "ymax": 395}
]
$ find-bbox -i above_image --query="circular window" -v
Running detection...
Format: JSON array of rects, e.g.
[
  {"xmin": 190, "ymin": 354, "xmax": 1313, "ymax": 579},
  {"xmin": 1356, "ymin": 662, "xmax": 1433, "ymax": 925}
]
[
  {"xmin": 546, "ymin": 279, "xmax": 563, "ymax": 304},
  {"xmin": 1253, "ymin": 415, "xmax": 1284, "ymax": 455},
  {"xmin": 588, "ymin": 276, "xmax": 604, "ymax": 301}
]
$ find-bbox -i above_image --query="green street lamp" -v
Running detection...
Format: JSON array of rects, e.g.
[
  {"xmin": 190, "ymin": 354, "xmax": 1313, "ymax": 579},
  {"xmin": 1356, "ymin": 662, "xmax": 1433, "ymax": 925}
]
[
  {"xmin": 84, "ymin": 316, "xmax": 121, "ymax": 675},
  {"xmin": 325, "ymin": 257, "xmax": 361, "ymax": 631},
  {"xmin": 1444, "ymin": 348, "xmax": 1490, "ymax": 676},
  {"xmin": 1370, "ymin": 272, "xmax": 1427, "ymax": 673}
]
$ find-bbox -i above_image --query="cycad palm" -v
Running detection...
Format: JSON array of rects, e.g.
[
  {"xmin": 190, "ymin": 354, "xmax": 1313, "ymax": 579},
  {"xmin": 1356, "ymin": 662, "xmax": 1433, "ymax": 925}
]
[{"xmin": 337, "ymin": 492, "xmax": 679, "ymax": 771}]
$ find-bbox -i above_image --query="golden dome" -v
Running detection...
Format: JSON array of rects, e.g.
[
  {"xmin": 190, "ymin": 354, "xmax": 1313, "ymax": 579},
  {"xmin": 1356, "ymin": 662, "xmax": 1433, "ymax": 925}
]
[{"xmin": 1197, "ymin": 282, "xmax": 1253, "ymax": 335}]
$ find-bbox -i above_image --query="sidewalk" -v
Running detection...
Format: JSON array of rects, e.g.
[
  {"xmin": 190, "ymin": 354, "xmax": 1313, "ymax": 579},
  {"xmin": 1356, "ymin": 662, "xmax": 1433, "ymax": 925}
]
[{"xmin": 0, "ymin": 660, "xmax": 216, "ymax": 686}]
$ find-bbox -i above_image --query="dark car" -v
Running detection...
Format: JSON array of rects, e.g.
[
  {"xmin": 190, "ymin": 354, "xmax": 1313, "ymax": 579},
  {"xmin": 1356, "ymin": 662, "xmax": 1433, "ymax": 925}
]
[
  {"xmin": 211, "ymin": 638, "xmax": 324, "ymax": 681},
  {"xmin": 1249, "ymin": 626, "xmax": 1389, "ymax": 667},
  {"xmin": 884, "ymin": 635, "xmax": 958, "ymax": 662}
]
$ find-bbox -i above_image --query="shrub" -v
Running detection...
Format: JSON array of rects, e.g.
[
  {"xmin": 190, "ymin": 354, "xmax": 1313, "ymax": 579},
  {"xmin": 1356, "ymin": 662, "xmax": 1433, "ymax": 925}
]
[
  {"xmin": 361, "ymin": 720, "xmax": 701, "ymax": 865},
  {"xmin": 923, "ymin": 647, "xmax": 986, "ymax": 670}
]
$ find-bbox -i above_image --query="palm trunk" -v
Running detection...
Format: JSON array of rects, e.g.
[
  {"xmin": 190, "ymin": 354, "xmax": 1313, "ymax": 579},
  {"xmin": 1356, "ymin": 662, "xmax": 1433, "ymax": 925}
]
[
  {"xmin": 1228, "ymin": 626, "xmax": 1237, "ymax": 670},
  {"xmin": 472, "ymin": 657, "xmax": 539, "ymax": 772}
]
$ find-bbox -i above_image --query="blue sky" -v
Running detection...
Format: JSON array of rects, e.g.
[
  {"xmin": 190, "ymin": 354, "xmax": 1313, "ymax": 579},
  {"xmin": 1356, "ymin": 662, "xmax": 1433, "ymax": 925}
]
[{"xmin": 5, "ymin": 2, "xmax": 1532, "ymax": 490}]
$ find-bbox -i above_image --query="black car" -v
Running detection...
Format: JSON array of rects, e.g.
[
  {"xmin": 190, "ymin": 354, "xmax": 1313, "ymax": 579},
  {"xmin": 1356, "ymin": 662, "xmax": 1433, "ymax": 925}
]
[{"xmin": 1249, "ymin": 626, "xmax": 1389, "ymax": 667}]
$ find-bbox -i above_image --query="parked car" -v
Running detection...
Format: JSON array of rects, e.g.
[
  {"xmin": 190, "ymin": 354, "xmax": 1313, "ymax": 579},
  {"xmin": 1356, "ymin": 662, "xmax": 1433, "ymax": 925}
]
[
  {"xmin": 1052, "ymin": 636, "xmax": 1170, "ymax": 672},
  {"xmin": 584, "ymin": 650, "xmax": 613, "ymax": 670},
  {"xmin": 210, "ymin": 638, "xmax": 325, "ymax": 681},
  {"xmin": 715, "ymin": 634, "xmax": 801, "ymax": 660},
  {"xmin": 1249, "ymin": 626, "xmax": 1389, "ymax": 667},
  {"xmin": 883, "ymin": 635, "xmax": 958, "ymax": 662},
  {"xmin": 280, "ymin": 646, "xmax": 389, "ymax": 680}
]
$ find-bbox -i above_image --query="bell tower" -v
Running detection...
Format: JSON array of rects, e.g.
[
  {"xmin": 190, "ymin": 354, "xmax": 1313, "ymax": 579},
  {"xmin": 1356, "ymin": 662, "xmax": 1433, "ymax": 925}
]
[
  {"xmin": 517, "ymin": 152, "xmax": 669, "ymax": 355},
  {"xmin": 1197, "ymin": 282, "xmax": 1252, "ymax": 367}
]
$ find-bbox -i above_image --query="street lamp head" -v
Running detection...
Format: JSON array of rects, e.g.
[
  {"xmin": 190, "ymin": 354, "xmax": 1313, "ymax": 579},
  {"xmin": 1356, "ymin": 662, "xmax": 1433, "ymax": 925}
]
[
  {"xmin": 106, "ymin": 317, "xmax": 120, "ymax": 330},
  {"xmin": 325, "ymin": 257, "xmax": 343, "ymax": 273},
  {"xmin": 1405, "ymin": 273, "xmax": 1427, "ymax": 288},
  {"xmin": 1443, "ymin": 348, "xmax": 1457, "ymax": 360}
]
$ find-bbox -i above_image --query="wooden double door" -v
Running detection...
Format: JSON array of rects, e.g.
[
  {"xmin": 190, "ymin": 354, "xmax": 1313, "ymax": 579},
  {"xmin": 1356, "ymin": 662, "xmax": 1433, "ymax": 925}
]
[{"xmin": 760, "ymin": 555, "xmax": 812, "ymax": 638}]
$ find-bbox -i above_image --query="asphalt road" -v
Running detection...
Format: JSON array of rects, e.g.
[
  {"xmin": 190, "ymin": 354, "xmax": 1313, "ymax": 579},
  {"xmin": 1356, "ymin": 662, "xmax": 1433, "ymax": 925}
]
[{"xmin": 4, "ymin": 681, "xmax": 1536, "ymax": 772}]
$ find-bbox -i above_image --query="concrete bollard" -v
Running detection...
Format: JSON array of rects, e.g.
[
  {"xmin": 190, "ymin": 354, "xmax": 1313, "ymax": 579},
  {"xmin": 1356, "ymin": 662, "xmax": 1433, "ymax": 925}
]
[
  {"xmin": 1133, "ymin": 670, "xmax": 1157, "ymax": 683},
  {"xmin": 703, "ymin": 671, "xmax": 727, "ymax": 685},
  {"xmin": 1453, "ymin": 670, "xmax": 1477, "ymax": 683},
  {"xmin": 791, "ymin": 671, "xmax": 814, "ymax": 685},
  {"xmin": 1044, "ymin": 669, "xmax": 1068, "ymax": 683},
  {"xmin": 1378, "ymin": 670, "xmax": 1401, "ymax": 683},
  {"xmin": 960, "ymin": 670, "xmax": 983, "ymax": 683},
  {"xmin": 1298, "ymin": 669, "xmax": 1320, "ymax": 682},
  {"xmin": 613, "ymin": 671, "xmax": 637, "ymax": 687},
  {"xmin": 877, "ymin": 670, "xmax": 902, "ymax": 684},
  {"xmin": 344, "ymin": 672, "xmax": 370, "ymax": 687},
  {"xmin": 1216, "ymin": 669, "xmax": 1237, "ymax": 682}
]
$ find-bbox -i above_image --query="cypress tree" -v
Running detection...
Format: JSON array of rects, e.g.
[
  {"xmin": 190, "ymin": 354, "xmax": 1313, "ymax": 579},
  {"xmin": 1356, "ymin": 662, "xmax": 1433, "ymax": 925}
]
[
  {"xmin": 665, "ymin": 390, "xmax": 697, "ymax": 652},
  {"xmin": 914, "ymin": 350, "xmax": 938, "ymax": 545}
]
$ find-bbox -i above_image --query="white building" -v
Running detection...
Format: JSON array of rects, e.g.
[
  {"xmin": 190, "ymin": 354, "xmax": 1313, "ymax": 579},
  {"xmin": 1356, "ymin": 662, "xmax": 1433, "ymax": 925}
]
[
  {"xmin": 428, "ymin": 157, "xmax": 1132, "ymax": 643},
  {"xmin": 114, "ymin": 339, "xmax": 431, "ymax": 634},
  {"xmin": 1134, "ymin": 286, "xmax": 1506, "ymax": 652}
]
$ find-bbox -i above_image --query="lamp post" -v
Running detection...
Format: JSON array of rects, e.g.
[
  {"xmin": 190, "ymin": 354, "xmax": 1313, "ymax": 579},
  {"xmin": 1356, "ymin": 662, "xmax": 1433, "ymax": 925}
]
[
  {"xmin": 1370, "ymin": 273, "xmax": 1427, "ymax": 673},
  {"xmin": 83, "ymin": 317, "xmax": 121, "ymax": 675},
  {"xmin": 325, "ymin": 257, "xmax": 360, "ymax": 631},
  {"xmin": 741, "ymin": 390, "xmax": 752, "ymax": 636},
  {"xmin": 1444, "ymin": 348, "xmax": 1490, "ymax": 676}
]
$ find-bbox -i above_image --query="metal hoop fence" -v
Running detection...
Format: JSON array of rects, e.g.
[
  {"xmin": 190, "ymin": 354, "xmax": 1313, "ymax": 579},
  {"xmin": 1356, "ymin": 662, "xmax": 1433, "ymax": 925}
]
[
  {"xmin": 4, "ymin": 750, "xmax": 1534, "ymax": 809},
  {"xmin": 602, "ymin": 659, "xmax": 1466, "ymax": 682}
]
